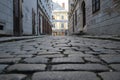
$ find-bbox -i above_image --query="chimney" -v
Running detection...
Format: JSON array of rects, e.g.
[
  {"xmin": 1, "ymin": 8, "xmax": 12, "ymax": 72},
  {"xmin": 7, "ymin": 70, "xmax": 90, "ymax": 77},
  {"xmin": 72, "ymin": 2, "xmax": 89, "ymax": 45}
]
[{"xmin": 62, "ymin": 3, "xmax": 65, "ymax": 8}]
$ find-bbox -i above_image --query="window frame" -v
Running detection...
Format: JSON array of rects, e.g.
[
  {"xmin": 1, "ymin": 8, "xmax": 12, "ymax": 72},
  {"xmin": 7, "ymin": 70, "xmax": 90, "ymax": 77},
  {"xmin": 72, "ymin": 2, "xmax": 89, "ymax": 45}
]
[
  {"xmin": 61, "ymin": 23, "xmax": 64, "ymax": 28},
  {"xmin": 92, "ymin": 0, "xmax": 100, "ymax": 13}
]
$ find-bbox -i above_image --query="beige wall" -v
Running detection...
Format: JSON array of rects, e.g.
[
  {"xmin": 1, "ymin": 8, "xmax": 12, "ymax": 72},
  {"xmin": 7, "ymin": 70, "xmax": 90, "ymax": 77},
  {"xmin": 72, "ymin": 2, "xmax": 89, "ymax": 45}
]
[
  {"xmin": 53, "ymin": 11, "xmax": 68, "ymax": 30},
  {"xmin": 52, "ymin": 11, "xmax": 68, "ymax": 36}
]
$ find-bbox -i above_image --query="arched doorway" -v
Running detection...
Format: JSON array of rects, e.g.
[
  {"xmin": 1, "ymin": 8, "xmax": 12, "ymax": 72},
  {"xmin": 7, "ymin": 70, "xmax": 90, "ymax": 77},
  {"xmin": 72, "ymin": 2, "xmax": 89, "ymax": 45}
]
[{"xmin": 81, "ymin": 1, "xmax": 86, "ymax": 28}]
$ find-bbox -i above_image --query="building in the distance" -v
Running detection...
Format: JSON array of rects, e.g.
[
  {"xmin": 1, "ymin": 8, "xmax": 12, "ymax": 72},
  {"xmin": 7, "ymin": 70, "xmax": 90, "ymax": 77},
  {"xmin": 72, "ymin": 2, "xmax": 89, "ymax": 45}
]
[
  {"xmin": 68, "ymin": 0, "xmax": 120, "ymax": 36},
  {"xmin": 52, "ymin": 2, "xmax": 68, "ymax": 36}
]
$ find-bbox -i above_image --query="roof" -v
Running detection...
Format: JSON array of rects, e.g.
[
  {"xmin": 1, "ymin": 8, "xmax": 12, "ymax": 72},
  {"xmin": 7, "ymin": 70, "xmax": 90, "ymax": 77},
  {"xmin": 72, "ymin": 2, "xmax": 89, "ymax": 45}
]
[{"xmin": 52, "ymin": 2, "xmax": 67, "ymax": 11}]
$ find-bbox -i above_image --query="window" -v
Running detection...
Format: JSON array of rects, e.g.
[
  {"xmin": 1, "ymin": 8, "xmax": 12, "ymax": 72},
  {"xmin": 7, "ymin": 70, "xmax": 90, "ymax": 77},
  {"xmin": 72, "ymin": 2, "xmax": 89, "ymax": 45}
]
[
  {"xmin": 0, "ymin": 25, "xmax": 3, "ymax": 30},
  {"xmin": 92, "ymin": 0, "xmax": 100, "ymax": 13},
  {"xmin": 53, "ymin": 24, "xmax": 55, "ymax": 28},
  {"xmin": 61, "ymin": 16, "xmax": 64, "ymax": 19},
  {"xmin": 61, "ymin": 23, "xmax": 64, "ymax": 28}
]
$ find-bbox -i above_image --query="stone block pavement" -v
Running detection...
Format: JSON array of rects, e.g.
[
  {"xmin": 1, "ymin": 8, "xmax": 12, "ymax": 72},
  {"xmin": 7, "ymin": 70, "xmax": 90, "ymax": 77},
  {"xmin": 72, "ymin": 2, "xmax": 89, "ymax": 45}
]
[{"xmin": 0, "ymin": 36, "xmax": 120, "ymax": 80}]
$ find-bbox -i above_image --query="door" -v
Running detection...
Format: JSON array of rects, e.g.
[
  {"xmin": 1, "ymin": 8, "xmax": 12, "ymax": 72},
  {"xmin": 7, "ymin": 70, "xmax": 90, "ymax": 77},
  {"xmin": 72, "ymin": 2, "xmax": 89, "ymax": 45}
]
[
  {"xmin": 32, "ymin": 9, "xmax": 36, "ymax": 35},
  {"xmin": 13, "ymin": 0, "xmax": 23, "ymax": 36},
  {"xmin": 82, "ymin": 1, "xmax": 86, "ymax": 28}
]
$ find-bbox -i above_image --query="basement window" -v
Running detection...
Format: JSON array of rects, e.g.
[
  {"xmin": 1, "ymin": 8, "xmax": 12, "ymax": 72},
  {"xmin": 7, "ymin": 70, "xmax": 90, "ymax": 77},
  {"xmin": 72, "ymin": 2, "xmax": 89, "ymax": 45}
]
[
  {"xmin": 0, "ymin": 23, "xmax": 4, "ymax": 30},
  {"xmin": 0, "ymin": 24, "xmax": 4, "ymax": 30}
]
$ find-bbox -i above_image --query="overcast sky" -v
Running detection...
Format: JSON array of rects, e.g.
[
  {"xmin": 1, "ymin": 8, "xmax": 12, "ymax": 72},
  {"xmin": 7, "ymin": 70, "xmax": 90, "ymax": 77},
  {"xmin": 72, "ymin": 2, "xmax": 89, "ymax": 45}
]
[{"xmin": 52, "ymin": 0, "xmax": 68, "ymax": 11}]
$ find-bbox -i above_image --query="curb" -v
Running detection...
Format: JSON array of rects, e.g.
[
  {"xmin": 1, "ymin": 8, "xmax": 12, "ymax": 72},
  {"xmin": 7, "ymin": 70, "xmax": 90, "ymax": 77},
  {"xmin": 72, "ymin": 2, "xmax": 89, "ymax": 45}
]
[
  {"xmin": 0, "ymin": 36, "xmax": 43, "ymax": 43},
  {"xmin": 82, "ymin": 36, "xmax": 120, "ymax": 41}
]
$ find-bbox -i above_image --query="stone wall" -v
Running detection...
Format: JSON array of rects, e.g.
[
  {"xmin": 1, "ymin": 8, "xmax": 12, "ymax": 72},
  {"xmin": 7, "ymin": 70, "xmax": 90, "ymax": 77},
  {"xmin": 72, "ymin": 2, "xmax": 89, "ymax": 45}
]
[
  {"xmin": 0, "ymin": 0, "xmax": 13, "ymax": 35},
  {"xmin": 68, "ymin": 0, "xmax": 120, "ymax": 36},
  {"xmin": 86, "ymin": 0, "xmax": 120, "ymax": 36},
  {"xmin": 22, "ymin": 0, "xmax": 37, "ymax": 35}
]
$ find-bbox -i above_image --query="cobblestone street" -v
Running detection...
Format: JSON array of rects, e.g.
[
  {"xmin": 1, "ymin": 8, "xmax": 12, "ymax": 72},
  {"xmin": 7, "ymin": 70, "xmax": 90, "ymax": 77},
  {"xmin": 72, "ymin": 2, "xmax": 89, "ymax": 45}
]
[{"xmin": 0, "ymin": 36, "xmax": 120, "ymax": 80}]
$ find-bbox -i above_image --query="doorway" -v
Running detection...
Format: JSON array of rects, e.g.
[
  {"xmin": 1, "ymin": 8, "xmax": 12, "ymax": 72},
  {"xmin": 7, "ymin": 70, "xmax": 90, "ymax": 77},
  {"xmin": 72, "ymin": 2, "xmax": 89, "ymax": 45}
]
[
  {"xmin": 82, "ymin": 1, "xmax": 86, "ymax": 28},
  {"xmin": 32, "ymin": 9, "xmax": 36, "ymax": 35},
  {"xmin": 13, "ymin": 0, "xmax": 23, "ymax": 36}
]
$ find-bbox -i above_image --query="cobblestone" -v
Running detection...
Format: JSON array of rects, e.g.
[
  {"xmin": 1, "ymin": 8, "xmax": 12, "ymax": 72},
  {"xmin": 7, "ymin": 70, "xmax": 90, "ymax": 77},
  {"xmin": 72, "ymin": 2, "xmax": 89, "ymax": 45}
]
[
  {"xmin": 0, "ymin": 65, "xmax": 8, "ymax": 73},
  {"xmin": 110, "ymin": 64, "xmax": 120, "ymax": 71},
  {"xmin": 0, "ymin": 74, "xmax": 27, "ymax": 80},
  {"xmin": 32, "ymin": 72, "xmax": 100, "ymax": 80},
  {"xmin": 23, "ymin": 57, "xmax": 48, "ymax": 64},
  {"xmin": 0, "ymin": 36, "xmax": 120, "ymax": 80},
  {"xmin": 69, "ymin": 53, "xmax": 94, "ymax": 57},
  {"xmin": 99, "ymin": 72, "xmax": 120, "ymax": 80},
  {"xmin": 52, "ymin": 57, "xmax": 84, "ymax": 63},
  {"xmin": 84, "ymin": 57, "xmax": 101, "ymax": 63},
  {"xmin": 52, "ymin": 64, "xmax": 109, "ymax": 71},
  {"xmin": 0, "ymin": 58, "xmax": 21, "ymax": 64},
  {"xmin": 7, "ymin": 64, "xmax": 46, "ymax": 72},
  {"xmin": 100, "ymin": 55, "xmax": 120, "ymax": 64}
]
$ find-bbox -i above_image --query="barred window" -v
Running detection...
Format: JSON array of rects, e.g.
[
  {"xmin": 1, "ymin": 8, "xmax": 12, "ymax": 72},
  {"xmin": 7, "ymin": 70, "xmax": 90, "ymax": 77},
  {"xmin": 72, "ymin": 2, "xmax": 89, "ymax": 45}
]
[{"xmin": 92, "ymin": 0, "xmax": 100, "ymax": 13}]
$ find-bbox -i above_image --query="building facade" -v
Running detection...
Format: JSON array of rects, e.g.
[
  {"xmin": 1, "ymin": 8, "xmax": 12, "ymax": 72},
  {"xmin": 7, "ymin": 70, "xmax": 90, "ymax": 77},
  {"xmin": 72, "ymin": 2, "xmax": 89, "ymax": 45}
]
[
  {"xmin": 37, "ymin": 0, "xmax": 52, "ymax": 35},
  {"xmin": 22, "ymin": 0, "xmax": 38, "ymax": 35},
  {"xmin": 0, "ymin": 0, "xmax": 14, "ymax": 36},
  {"xmin": 0, "ymin": 0, "xmax": 52, "ymax": 36},
  {"xmin": 68, "ymin": 0, "xmax": 120, "ymax": 36},
  {"xmin": 52, "ymin": 2, "xmax": 68, "ymax": 36}
]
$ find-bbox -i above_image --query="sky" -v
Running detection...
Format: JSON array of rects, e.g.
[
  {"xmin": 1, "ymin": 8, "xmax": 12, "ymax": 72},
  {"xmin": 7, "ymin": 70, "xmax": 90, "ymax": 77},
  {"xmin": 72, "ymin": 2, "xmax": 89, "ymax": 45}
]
[{"xmin": 52, "ymin": 0, "xmax": 68, "ymax": 11}]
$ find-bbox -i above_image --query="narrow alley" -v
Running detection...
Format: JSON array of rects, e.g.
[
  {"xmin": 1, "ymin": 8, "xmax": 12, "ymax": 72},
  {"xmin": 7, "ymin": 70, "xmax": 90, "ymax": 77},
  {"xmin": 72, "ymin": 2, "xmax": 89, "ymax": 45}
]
[
  {"xmin": 0, "ymin": 0, "xmax": 120, "ymax": 80},
  {"xmin": 0, "ymin": 36, "xmax": 120, "ymax": 80}
]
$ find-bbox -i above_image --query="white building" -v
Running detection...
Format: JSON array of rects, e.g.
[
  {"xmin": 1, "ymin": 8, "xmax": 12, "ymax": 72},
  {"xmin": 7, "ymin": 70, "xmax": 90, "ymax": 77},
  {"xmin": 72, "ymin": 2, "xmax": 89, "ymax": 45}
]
[{"xmin": 52, "ymin": 1, "xmax": 68, "ymax": 36}]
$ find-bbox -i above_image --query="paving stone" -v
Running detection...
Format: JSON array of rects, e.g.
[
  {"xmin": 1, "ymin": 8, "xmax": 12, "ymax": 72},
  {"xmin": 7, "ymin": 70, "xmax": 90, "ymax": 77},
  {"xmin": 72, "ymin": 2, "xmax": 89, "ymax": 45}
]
[
  {"xmin": 0, "ymin": 58, "xmax": 21, "ymax": 64},
  {"xmin": 52, "ymin": 57, "xmax": 84, "ymax": 63},
  {"xmin": 99, "ymin": 49, "xmax": 118, "ymax": 54},
  {"xmin": 64, "ymin": 51, "xmax": 84, "ymax": 54},
  {"xmin": 37, "ymin": 54, "xmax": 63, "ymax": 58},
  {"xmin": 99, "ymin": 72, "xmax": 120, "ymax": 80},
  {"xmin": 7, "ymin": 64, "xmax": 46, "ymax": 72},
  {"xmin": 0, "ymin": 74, "xmax": 26, "ymax": 80},
  {"xmin": 0, "ymin": 65, "xmax": 8, "ymax": 73},
  {"xmin": 38, "ymin": 52, "xmax": 60, "ymax": 55},
  {"xmin": 72, "ymin": 47, "xmax": 90, "ymax": 51},
  {"xmin": 54, "ymin": 44, "xmax": 70, "ymax": 47},
  {"xmin": 57, "ymin": 47, "xmax": 72, "ymax": 50},
  {"xmin": 52, "ymin": 64, "xmax": 109, "ymax": 71},
  {"xmin": 32, "ymin": 71, "xmax": 100, "ymax": 80},
  {"xmin": 15, "ymin": 55, "xmax": 33, "ymax": 58},
  {"xmin": 84, "ymin": 57, "xmax": 101, "ymax": 63},
  {"xmin": 23, "ymin": 57, "xmax": 48, "ymax": 64},
  {"xmin": 110, "ymin": 64, "xmax": 120, "ymax": 71},
  {"xmin": 69, "ymin": 53, "xmax": 94, "ymax": 57},
  {"xmin": 0, "ymin": 54, "xmax": 15, "ymax": 58},
  {"xmin": 85, "ymin": 51, "xmax": 101, "ymax": 55},
  {"xmin": 90, "ymin": 47, "xmax": 105, "ymax": 52},
  {"xmin": 100, "ymin": 55, "xmax": 120, "ymax": 64}
]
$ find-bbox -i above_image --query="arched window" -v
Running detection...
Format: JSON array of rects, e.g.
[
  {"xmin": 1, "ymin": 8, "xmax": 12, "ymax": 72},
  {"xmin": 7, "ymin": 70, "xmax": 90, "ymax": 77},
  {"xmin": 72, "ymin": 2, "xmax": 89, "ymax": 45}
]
[{"xmin": 92, "ymin": 0, "xmax": 100, "ymax": 13}]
